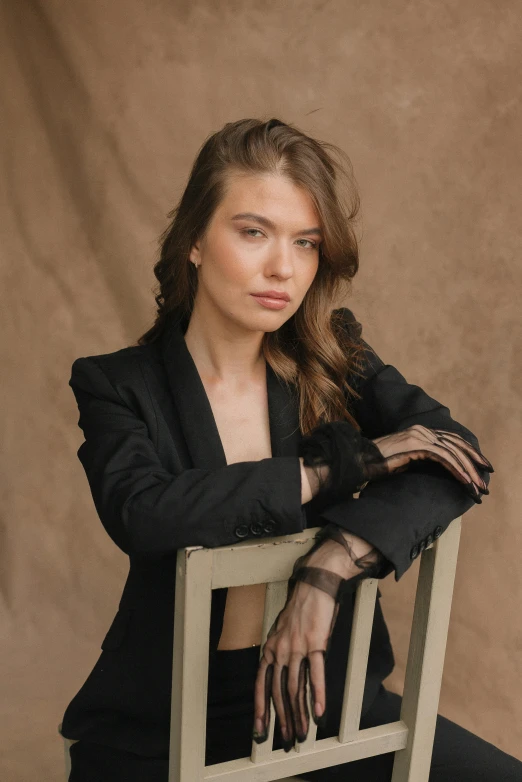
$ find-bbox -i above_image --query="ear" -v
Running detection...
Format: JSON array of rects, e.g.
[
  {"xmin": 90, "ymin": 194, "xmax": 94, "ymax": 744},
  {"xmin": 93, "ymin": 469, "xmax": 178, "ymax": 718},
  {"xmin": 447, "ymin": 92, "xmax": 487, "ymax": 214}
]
[{"xmin": 189, "ymin": 240, "xmax": 202, "ymax": 266}]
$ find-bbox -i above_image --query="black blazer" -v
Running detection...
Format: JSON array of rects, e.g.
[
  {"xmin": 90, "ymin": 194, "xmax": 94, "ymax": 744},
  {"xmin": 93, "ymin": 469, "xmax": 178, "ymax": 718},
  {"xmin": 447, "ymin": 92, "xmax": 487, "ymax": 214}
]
[{"xmin": 60, "ymin": 307, "xmax": 489, "ymax": 758}]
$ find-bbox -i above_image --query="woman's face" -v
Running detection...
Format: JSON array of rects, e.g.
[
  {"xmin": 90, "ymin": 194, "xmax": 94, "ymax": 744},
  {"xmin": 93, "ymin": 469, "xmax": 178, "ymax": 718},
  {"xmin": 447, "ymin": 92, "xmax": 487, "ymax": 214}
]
[{"xmin": 189, "ymin": 171, "xmax": 322, "ymax": 333}]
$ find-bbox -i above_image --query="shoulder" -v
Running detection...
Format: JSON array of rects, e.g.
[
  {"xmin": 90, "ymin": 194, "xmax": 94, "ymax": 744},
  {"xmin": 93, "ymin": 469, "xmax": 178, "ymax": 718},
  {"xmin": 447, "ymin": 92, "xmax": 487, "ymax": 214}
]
[
  {"xmin": 331, "ymin": 306, "xmax": 385, "ymax": 385},
  {"xmin": 331, "ymin": 306, "xmax": 363, "ymax": 338},
  {"xmin": 69, "ymin": 342, "xmax": 161, "ymax": 397}
]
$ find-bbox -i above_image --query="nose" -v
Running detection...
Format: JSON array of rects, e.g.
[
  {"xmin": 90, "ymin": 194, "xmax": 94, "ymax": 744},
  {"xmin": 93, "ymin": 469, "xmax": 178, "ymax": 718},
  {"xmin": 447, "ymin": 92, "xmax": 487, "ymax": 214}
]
[{"xmin": 267, "ymin": 240, "xmax": 294, "ymax": 278}]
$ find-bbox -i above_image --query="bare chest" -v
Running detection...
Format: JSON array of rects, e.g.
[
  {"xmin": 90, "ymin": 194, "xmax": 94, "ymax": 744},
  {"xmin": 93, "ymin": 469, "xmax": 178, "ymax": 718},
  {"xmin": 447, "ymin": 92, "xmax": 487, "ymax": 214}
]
[
  {"xmin": 203, "ymin": 381, "xmax": 272, "ymax": 465},
  {"xmin": 202, "ymin": 378, "xmax": 272, "ymax": 650}
]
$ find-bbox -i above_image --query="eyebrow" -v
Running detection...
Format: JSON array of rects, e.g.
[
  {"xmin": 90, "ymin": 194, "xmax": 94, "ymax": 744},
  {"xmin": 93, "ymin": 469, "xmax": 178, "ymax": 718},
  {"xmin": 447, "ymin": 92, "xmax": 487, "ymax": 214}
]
[{"xmin": 231, "ymin": 212, "xmax": 323, "ymax": 238}]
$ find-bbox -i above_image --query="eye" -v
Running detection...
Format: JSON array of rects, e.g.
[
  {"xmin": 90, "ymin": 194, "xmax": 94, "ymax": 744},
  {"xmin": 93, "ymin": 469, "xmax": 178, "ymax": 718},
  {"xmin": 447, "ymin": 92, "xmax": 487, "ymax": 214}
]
[
  {"xmin": 241, "ymin": 228, "xmax": 265, "ymax": 238},
  {"xmin": 296, "ymin": 238, "xmax": 318, "ymax": 250},
  {"xmin": 241, "ymin": 228, "xmax": 317, "ymax": 250}
]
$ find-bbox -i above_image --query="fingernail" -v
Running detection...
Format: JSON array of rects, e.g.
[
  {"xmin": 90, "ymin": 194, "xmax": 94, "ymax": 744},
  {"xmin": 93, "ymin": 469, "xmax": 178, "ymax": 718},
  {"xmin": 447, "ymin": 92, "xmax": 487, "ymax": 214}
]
[
  {"xmin": 312, "ymin": 709, "xmax": 327, "ymax": 728},
  {"xmin": 467, "ymin": 484, "xmax": 480, "ymax": 500},
  {"xmin": 252, "ymin": 730, "xmax": 267, "ymax": 744}
]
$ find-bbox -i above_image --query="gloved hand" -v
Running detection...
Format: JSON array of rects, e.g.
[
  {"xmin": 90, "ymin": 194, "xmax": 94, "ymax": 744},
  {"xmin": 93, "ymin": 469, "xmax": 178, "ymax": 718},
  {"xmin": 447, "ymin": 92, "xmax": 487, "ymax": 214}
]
[
  {"xmin": 371, "ymin": 425, "xmax": 493, "ymax": 503},
  {"xmin": 253, "ymin": 522, "xmax": 384, "ymax": 752},
  {"xmin": 299, "ymin": 420, "xmax": 493, "ymax": 506}
]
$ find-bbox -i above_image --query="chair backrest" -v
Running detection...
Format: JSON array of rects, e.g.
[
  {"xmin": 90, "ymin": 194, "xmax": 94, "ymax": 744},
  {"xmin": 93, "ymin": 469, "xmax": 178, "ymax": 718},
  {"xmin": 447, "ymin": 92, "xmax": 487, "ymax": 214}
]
[
  {"xmin": 59, "ymin": 517, "xmax": 462, "ymax": 781},
  {"xmin": 169, "ymin": 517, "xmax": 462, "ymax": 782}
]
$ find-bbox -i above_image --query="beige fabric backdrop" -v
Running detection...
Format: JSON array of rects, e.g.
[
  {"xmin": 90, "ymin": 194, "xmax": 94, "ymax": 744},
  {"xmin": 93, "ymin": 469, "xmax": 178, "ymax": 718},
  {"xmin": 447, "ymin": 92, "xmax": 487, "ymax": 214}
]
[{"xmin": 1, "ymin": 1, "xmax": 520, "ymax": 778}]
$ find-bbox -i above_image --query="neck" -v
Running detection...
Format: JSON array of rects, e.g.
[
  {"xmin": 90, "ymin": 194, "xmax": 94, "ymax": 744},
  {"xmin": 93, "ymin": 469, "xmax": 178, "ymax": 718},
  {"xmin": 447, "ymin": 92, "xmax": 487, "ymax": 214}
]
[{"xmin": 183, "ymin": 306, "xmax": 266, "ymax": 387}]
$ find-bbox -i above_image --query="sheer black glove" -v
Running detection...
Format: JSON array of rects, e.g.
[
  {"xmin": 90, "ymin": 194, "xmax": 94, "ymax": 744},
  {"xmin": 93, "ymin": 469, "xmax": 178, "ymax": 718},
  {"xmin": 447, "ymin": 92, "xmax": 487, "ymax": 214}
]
[
  {"xmin": 298, "ymin": 420, "xmax": 394, "ymax": 506},
  {"xmin": 253, "ymin": 523, "xmax": 384, "ymax": 752},
  {"xmin": 287, "ymin": 522, "xmax": 384, "ymax": 610},
  {"xmin": 299, "ymin": 421, "xmax": 494, "ymax": 506},
  {"xmin": 372, "ymin": 426, "xmax": 493, "ymax": 503}
]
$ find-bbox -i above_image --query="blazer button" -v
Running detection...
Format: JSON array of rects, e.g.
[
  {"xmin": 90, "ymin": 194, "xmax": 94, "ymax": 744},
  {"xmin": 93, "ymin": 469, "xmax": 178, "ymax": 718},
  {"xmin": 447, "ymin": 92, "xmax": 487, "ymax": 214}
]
[
  {"xmin": 234, "ymin": 524, "xmax": 249, "ymax": 539},
  {"xmin": 425, "ymin": 533, "xmax": 434, "ymax": 547},
  {"xmin": 418, "ymin": 539, "xmax": 427, "ymax": 553},
  {"xmin": 410, "ymin": 544, "xmax": 419, "ymax": 560},
  {"xmin": 249, "ymin": 521, "xmax": 264, "ymax": 536},
  {"xmin": 262, "ymin": 519, "xmax": 277, "ymax": 534},
  {"xmin": 433, "ymin": 525, "xmax": 443, "ymax": 539}
]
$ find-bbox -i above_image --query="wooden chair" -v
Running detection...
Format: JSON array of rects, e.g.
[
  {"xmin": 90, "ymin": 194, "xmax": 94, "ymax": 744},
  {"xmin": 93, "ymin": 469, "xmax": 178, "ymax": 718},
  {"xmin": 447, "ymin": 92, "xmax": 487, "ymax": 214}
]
[{"xmin": 59, "ymin": 516, "xmax": 462, "ymax": 781}]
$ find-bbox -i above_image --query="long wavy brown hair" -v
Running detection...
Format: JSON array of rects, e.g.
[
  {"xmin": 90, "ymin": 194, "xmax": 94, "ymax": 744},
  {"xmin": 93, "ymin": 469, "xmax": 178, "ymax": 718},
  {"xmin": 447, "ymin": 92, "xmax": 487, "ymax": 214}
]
[{"xmin": 136, "ymin": 117, "xmax": 369, "ymax": 434}]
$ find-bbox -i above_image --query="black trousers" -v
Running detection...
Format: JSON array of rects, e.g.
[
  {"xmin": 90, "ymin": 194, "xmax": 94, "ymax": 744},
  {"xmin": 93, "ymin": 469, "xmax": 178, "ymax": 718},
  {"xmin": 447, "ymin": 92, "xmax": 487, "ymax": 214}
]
[{"xmin": 69, "ymin": 646, "xmax": 522, "ymax": 781}]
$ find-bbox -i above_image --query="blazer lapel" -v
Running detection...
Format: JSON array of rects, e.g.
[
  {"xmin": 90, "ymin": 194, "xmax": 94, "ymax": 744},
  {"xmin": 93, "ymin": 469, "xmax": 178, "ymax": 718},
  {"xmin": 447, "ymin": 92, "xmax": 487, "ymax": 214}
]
[{"xmin": 159, "ymin": 312, "xmax": 302, "ymax": 470}]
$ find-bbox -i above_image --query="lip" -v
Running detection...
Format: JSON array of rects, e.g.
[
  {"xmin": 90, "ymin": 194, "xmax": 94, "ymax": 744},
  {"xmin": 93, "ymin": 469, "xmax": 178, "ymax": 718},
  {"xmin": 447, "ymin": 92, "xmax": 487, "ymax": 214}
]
[
  {"xmin": 251, "ymin": 290, "xmax": 290, "ymax": 301},
  {"xmin": 250, "ymin": 294, "xmax": 289, "ymax": 310}
]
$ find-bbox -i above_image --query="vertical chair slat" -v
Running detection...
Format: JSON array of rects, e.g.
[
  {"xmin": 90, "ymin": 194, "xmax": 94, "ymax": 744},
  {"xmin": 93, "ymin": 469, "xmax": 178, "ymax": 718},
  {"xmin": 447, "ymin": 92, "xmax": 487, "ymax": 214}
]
[
  {"xmin": 339, "ymin": 577, "xmax": 379, "ymax": 743},
  {"xmin": 61, "ymin": 730, "xmax": 72, "ymax": 779},
  {"xmin": 391, "ymin": 517, "xmax": 462, "ymax": 782},
  {"xmin": 170, "ymin": 546, "xmax": 213, "ymax": 782}
]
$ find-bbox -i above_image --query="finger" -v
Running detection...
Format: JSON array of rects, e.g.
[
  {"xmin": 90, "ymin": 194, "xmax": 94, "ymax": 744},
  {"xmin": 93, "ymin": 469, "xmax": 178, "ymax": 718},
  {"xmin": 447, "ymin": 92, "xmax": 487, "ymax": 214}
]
[
  {"xmin": 409, "ymin": 427, "xmax": 483, "ymax": 487},
  {"xmin": 287, "ymin": 653, "xmax": 308, "ymax": 744},
  {"xmin": 425, "ymin": 445, "xmax": 484, "ymax": 502},
  {"xmin": 272, "ymin": 662, "xmax": 291, "ymax": 748},
  {"xmin": 427, "ymin": 435, "xmax": 488, "ymax": 498},
  {"xmin": 388, "ymin": 447, "xmax": 482, "ymax": 501},
  {"xmin": 409, "ymin": 426, "xmax": 490, "ymax": 490},
  {"xmin": 433, "ymin": 432, "xmax": 492, "ymax": 487},
  {"xmin": 435, "ymin": 436, "xmax": 489, "ymax": 493},
  {"xmin": 253, "ymin": 614, "xmax": 282, "ymax": 741},
  {"xmin": 433, "ymin": 430, "xmax": 494, "ymax": 472},
  {"xmin": 295, "ymin": 657, "xmax": 310, "ymax": 742},
  {"xmin": 308, "ymin": 650, "xmax": 327, "ymax": 726},
  {"xmin": 263, "ymin": 664, "xmax": 274, "ymax": 737},
  {"xmin": 253, "ymin": 658, "xmax": 273, "ymax": 743},
  {"xmin": 387, "ymin": 446, "xmax": 470, "ymax": 484},
  {"xmin": 280, "ymin": 665, "xmax": 296, "ymax": 751}
]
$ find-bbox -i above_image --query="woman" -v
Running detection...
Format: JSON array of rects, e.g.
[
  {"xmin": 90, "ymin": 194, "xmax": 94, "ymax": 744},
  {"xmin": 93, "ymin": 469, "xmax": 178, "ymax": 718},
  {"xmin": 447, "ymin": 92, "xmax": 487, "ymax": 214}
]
[{"xmin": 62, "ymin": 118, "xmax": 521, "ymax": 780}]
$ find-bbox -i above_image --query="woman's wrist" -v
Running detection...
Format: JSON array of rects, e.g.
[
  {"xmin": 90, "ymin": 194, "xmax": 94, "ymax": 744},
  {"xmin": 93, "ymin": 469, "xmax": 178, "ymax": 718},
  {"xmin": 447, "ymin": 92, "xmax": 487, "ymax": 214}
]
[
  {"xmin": 305, "ymin": 537, "xmax": 363, "ymax": 580},
  {"xmin": 300, "ymin": 458, "xmax": 330, "ymax": 503},
  {"xmin": 305, "ymin": 528, "xmax": 382, "ymax": 581}
]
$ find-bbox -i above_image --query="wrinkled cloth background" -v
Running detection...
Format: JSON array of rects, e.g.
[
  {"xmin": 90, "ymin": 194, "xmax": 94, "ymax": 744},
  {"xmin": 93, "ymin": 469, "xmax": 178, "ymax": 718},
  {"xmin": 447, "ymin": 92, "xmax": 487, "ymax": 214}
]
[{"xmin": 1, "ymin": 1, "xmax": 521, "ymax": 779}]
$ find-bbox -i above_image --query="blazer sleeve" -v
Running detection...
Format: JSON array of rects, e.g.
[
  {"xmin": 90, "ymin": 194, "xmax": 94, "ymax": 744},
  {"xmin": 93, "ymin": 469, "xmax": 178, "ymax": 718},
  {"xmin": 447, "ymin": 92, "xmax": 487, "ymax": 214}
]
[
  {"xmin": 69, "ymin": 356, "xmax": 305, "ymax": 557},
  {"xmin": 314, "ymin": 307, "xmax": 492, "ymax": 582}
]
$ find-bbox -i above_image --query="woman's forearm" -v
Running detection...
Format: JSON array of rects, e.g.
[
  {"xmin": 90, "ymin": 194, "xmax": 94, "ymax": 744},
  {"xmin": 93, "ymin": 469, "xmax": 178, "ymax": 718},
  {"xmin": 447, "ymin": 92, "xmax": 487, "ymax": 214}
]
[{"xmin": 299, "ymin": 457, "xmax": 329, "ymax": 504}]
